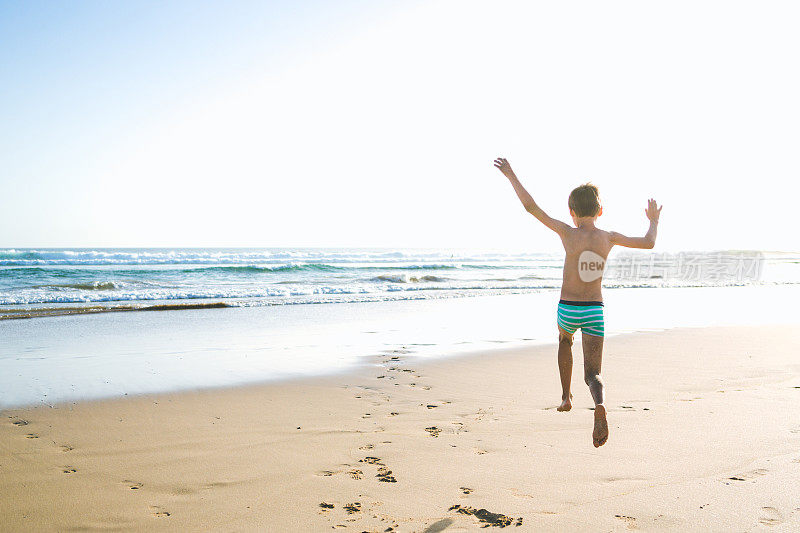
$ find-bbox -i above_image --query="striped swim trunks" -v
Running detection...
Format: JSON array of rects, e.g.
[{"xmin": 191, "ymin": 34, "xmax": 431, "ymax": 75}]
[{"xmin": 556, "ymin": 300, "xmax": 605, "ymax": 337}]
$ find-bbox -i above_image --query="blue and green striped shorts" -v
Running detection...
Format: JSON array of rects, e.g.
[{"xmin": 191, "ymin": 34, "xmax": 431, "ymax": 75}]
[{"xmin": 557, "ymin": 300, "xmax": 604, "ymax": 337}]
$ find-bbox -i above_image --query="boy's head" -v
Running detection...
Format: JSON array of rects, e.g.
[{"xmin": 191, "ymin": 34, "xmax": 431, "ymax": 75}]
[{"xmin": 568, "ymin": 183, "xmax": 602, "ymax": 219}]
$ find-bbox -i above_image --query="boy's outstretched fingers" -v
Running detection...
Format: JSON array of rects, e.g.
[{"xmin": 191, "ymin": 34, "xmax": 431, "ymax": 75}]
[
  {"xmin": 645, "ymin": 199, "xmax": 662, "ymax": 222},
  {"xmin": 493, "ymin": 158, "xmax": 516, "ymax": 178}
]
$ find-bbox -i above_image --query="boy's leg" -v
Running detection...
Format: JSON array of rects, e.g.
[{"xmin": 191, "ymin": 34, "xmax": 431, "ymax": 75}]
[
  {"xmin": 557, "ymin": 326, "xmax": 574, "ymax": 411},
  {"xmin": 582, "ymin": 332, "xmax": 608, "ymax": 447}
]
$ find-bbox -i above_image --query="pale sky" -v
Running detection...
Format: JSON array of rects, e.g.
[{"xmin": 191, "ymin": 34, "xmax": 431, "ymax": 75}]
[{"xmin": 2, "ymin": 0, "xmax": 799, "ymax": 252}]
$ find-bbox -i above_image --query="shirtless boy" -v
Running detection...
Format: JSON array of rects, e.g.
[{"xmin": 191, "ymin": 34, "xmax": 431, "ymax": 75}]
[{"xmin": 493, "ymin": 157, "xmax": 662, "ymax": 447}]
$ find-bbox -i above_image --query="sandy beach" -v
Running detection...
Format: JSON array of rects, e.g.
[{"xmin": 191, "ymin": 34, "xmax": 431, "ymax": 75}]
[
  {"xmin": 5, "ymin": 0, "xmax": 800, "ymax": 530},
  {"xmin": 1, "ymin": 324, "xmax": 799, "ymax": 532}
]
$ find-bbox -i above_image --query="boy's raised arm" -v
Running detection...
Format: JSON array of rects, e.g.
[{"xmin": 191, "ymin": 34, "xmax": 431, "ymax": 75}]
[
  {"xmin": 609, "ymin": 198, "xmax": 662, "ymax": 249},
  {"xmin": 493, "ymin": 157, "xmax": 571, "ymax": 237}
]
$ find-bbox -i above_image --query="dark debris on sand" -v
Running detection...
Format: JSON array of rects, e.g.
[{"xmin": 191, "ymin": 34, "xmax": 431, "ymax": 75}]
[
  {"xmin": 449, "ymin": 505, "xmax": 523, "ymax": 528},
  {"xmin": 319, "ymin": 502, "xmax": 334, "ymax": 509}
]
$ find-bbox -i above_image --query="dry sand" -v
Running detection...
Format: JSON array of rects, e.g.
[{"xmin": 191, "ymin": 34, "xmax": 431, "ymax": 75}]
[{"xmin": 2, "ymin": 325, "xmax": 799, "ymax": 531}]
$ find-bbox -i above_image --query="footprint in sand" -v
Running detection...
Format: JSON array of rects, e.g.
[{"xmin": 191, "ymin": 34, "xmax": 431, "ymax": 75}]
[
  {"xmin": 603, "ymin": 476, "xmax": 648, "ymax": 483},
  {"xmin": 614, "ymin": 514, "xmax": 637, "ymax": 529},
  {"xmin": 725, "ymin": 468, "xmax": 768, "ymax": 484},
  {"xmin": 11, "ymin": 418, "xmax": 29, "ymax": 427},
  {"xmin": 376, "ymin": 466, "xmax": 397, "ymax": 483},
  {"xmin": 150, "ymin": 506, "xmax": 171, "ymax": 518},
  {"xmin": 509, "ymin": 489, "xmax": 545, "ymax": 501},
  {"xmin": 423, "ymin": 518, "xmax": 454, "ymax": 532},
  {"xmin": 125, "ymin": 481, "xmax": 143, "ymax": 490},
  {"xmin": 316, "ymin": 465, "xmax": 366, "ymax": 480},
  {"xmin": 62, "ymin": 467, "xmax": 77, "ymax": 474},
  {"xmin": 759, "ymin": 507, "xmax": 783, "ymax": 526},
  {"xmin": 343, "ymin": 502, "xmax": 361, "ymax": 514},
  {"xmin": 59, "ymin": 445, "xmax": 74, "ymax": 452},
  {"xmin": 26, "ymin": 433, "xmax": 38, "ymax": 439},
  {"xmin": 460, "ymin": 487, "xmax": 472, "ymax": 494},
  {"xmin": 425, "ymin": 427, "xmax": 442, "ymax": 438},
  {"xmin": 449, "ymin": 505, "xmax": 522, "ymax": 527},
  {"xmin": 359, "ymin": 444, "xmax": 375, "ymax": 450},
  {"xmin": 465, "ymin": 408, "xmax": 491, "ymax": 421},
  {"xmin": 203, "ymin": 481, "xmax": 238, "ymax": 490},
  {"xmin": 319, "ymin": 502, "xmax": 335, "ymax": 512}
]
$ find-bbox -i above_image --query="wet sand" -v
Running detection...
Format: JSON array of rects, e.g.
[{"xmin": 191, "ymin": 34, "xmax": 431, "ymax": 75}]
[{"xmin": 2, "ymin": 325, "xmax": 799, "ymax": 531}]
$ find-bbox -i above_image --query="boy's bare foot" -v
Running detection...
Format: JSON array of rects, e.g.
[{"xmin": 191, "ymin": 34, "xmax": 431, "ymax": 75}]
[
  {"xmin": 557, "ymin": 393, "xmax": 573, "ymax": 412},
  {"xmin": 593, "ymin": 404, "xmax": 608, "ymax": 447}
]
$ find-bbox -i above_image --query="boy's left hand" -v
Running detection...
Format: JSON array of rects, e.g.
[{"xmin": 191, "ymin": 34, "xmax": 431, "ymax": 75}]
[{"xmin": 645, "ymin": 198, "xmax": 662, "ymax": 222}]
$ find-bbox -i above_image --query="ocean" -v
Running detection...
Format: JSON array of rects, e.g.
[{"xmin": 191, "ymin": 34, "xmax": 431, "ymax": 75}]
[
  {"xmin": 1, "ymin": 247, "xmax": 796, "ymax": 317},
  {"xmin": 1, "ymin": 247, "xmax": 798, "ymax": 408}
]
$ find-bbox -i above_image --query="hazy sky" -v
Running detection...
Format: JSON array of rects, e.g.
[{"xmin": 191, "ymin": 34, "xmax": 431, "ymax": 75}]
[{"xmin": 2, "ymin": 1, "xmax": 798, "ymax": 251}]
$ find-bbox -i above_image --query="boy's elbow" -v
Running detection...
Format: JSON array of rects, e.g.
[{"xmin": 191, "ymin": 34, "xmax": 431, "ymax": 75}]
[{"xmin": 643, "ymin": 238, "xmax": 656, "ymax": 249}]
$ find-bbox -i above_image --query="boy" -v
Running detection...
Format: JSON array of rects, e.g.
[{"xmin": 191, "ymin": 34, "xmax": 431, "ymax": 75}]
[{"xmin": 493, "ymin": 157, "xmax": 662, "ymax": 447}]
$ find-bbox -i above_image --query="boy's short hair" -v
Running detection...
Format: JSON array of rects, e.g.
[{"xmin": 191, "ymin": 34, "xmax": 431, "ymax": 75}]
[{"xmin": 568, "ymin": 183, "xmax": 601, "ymax": 217}]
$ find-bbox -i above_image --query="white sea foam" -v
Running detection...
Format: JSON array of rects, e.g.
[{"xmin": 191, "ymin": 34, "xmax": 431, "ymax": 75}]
[
  {"xmin": 1, "ymin": 248, "xmax": 795, "ymax": 314},
  {"xmin": 0, "ymin": 248, "xmax": 554, "ymax": 266}
]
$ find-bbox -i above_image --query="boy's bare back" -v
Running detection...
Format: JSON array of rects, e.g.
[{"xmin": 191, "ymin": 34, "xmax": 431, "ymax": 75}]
[{"xmin": 559, "ymin": 225, "xmax": 613, "ymax": 301}]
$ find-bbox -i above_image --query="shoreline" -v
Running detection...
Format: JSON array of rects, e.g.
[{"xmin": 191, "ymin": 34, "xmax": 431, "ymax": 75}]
[
  {"xmin": 2, "ymin": 324, "xmax": 799, "ymax": 531},
  {"xmin": 0, "ymin": 319, "xmax": 764, "ymax": 412},
  {"xmin": 5, "ymin": 285, "xmax": 800, "ymax": 410}
]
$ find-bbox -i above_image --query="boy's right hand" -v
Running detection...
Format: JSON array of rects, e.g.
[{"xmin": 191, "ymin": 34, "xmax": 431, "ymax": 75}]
[
  {"xmin": 493, "ymin": 157, "xmax": 517, "ymax": 180},
  {"xmin": 645, "ymin": 198, "xmax": 662, "ymax": 223}
]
